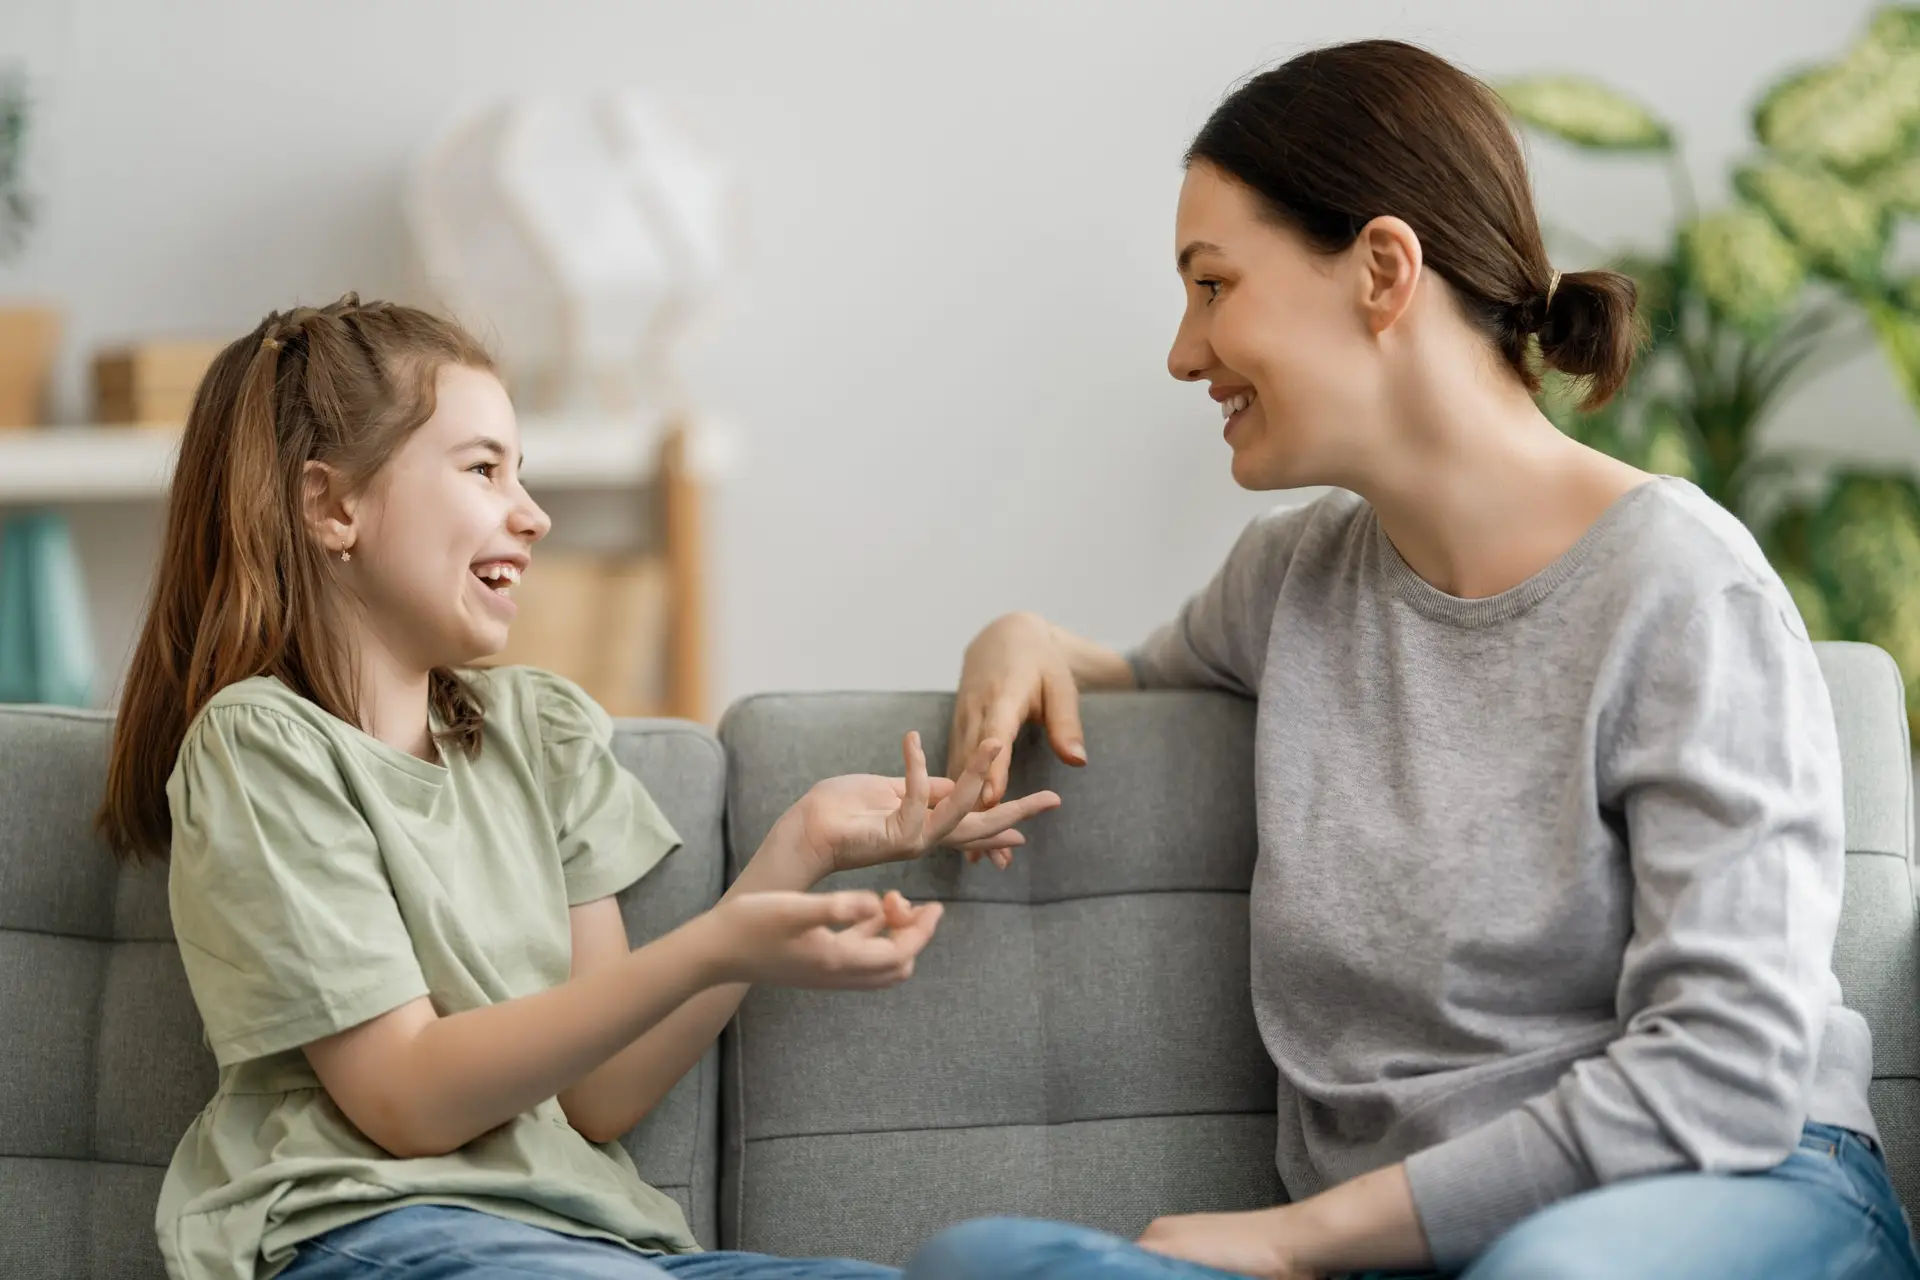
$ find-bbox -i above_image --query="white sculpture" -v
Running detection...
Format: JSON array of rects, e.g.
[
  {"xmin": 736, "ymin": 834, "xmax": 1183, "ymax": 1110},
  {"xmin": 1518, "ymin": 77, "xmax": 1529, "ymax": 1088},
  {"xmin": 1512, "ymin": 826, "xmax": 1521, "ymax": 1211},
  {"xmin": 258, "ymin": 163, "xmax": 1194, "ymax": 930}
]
[{"xmin": 407, "ymin": 94, "xmax": 733, "ymax": 418}]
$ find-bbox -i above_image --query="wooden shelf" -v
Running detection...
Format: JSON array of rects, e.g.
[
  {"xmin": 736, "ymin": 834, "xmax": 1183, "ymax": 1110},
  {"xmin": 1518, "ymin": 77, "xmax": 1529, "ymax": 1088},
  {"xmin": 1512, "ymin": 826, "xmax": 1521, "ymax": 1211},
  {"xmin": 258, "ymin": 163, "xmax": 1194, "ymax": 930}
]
[{"xmin": 0, "ymin": 415, "xmax": 737, "ymax": 504}]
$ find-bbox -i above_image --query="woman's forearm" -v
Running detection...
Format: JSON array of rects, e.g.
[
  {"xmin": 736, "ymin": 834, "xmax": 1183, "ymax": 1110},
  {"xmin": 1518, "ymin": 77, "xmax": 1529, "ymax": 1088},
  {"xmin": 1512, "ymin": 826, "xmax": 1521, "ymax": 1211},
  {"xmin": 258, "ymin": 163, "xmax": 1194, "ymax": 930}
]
[
  {"xmin": 1287, "ymin": 1162, "xmax": 1431, "ymax": 1275},
  {"xmin": 1046, "ymin": 617, "xmax": 1138, "ymax": 691}
]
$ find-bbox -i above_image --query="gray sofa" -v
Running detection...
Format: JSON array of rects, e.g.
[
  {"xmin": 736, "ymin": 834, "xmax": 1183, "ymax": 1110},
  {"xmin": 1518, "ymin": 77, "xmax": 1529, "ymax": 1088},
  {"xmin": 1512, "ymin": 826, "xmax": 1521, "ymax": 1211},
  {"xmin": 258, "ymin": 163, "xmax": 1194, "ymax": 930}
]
[{"xmin": 2, "ymin": 642, "xmax": 1915, "ymax": 1277}]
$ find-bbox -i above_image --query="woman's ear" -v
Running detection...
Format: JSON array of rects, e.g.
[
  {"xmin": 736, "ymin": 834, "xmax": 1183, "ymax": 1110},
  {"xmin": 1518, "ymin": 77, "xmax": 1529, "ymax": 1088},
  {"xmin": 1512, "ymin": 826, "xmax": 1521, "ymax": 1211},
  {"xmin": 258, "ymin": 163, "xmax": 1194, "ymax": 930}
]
[
  {"xmin": 301, "ymin": 460, "xmax": 357, "ymax": 556},
  {"xmin": 1353, "ymin": 215, "xmax": 1423, "ymax": 337}
]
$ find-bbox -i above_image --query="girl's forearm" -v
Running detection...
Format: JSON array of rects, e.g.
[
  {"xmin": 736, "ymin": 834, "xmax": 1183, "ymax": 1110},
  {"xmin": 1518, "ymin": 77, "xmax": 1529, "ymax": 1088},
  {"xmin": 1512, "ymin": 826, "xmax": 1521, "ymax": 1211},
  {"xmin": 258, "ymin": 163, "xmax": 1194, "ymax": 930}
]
[
  {"xmin": 556, "ymin": 842, "xmax": 821, "ymax": 1141},
  {"xmin": 382, "ymin": 915, "xmax": 728, "ymax": 1157}
]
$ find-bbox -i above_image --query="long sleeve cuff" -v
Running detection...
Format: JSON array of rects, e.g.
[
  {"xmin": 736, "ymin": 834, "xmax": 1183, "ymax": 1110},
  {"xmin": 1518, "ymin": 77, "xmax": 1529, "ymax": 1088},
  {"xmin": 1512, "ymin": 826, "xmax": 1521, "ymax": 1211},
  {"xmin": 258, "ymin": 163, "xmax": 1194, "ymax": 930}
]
[{"xmin": 1402, "ymin": 1108, "xmax": 1595, "ymax": 1268}]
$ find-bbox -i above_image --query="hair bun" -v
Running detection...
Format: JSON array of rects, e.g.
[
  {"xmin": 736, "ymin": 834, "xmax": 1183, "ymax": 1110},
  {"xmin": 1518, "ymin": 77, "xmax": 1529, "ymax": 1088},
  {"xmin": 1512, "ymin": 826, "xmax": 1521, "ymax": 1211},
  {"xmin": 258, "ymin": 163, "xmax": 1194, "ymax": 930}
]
[{"xmin": 1534, "ymin": 268, "xmax": 1643, "ymax": 411}]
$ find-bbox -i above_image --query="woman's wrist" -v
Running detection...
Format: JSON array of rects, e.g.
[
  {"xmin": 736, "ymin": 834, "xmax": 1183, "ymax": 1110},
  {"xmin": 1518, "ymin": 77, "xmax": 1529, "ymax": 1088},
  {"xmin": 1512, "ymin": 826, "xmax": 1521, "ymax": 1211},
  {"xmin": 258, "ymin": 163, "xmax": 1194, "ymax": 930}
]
[{"xmin": 1053, "ymin": 622, "xmax": 1137, "ymax": 691}]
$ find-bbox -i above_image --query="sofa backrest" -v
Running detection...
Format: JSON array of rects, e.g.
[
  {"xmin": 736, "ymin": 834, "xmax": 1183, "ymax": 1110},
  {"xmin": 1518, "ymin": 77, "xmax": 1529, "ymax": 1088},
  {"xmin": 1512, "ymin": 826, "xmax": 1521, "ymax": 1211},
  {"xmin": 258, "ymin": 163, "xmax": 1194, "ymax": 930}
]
[
  {"xmin": 718, "ymin": 691, "xmax": 1279, "ymax": 1262},
  {"xmin": 719, "ymin": 643, "xmax": 1919, "ymax": 1262},
  {"xmin": 0, "ymin": 707, "xmax": 727, "ymax": 1279},
  {"xmin": 1819, "ymin": 644, "xmax": 1920, "ymax": 1208}
]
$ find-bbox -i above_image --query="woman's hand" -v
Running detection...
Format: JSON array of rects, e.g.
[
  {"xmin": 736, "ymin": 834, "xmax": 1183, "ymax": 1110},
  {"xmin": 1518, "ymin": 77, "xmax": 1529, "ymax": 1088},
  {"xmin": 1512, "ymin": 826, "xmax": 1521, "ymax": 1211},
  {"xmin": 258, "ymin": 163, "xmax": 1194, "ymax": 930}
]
[
  {"xmin": 705, "ymin": 889, "xmax": 942, "ymax": 990},
  {"xmin": 1137, "ymin": 1209, "xmax": 1316, "ymax": 1280},
  {"xmin": 786, "ymin": 731, "xmax": 1061, "ymax": 877},
  {"xmin": 949, "ymin": 612, "xmax": 1094, "ymax": 817}
]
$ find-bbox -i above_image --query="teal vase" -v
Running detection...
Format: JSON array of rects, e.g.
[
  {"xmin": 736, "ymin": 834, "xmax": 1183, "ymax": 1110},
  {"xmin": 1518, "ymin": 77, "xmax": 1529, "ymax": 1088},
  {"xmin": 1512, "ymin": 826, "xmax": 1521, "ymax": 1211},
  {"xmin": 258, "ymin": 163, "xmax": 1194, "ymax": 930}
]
[{"xmin": 0, "ymin": 511, "xmax": 96, "ymax": 706}]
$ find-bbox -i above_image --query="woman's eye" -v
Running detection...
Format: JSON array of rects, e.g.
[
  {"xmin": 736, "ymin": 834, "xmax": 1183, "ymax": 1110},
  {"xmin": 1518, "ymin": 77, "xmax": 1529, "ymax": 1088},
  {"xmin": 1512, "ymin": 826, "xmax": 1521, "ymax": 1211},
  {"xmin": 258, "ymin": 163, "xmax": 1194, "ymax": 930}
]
[
  {"xmin": 469, "ymin": 461, "xmax": 497, "ymax": 479},
  {"xmin": 1195, "ymin": 279, "xmax": 1223, "ymax": 302}
]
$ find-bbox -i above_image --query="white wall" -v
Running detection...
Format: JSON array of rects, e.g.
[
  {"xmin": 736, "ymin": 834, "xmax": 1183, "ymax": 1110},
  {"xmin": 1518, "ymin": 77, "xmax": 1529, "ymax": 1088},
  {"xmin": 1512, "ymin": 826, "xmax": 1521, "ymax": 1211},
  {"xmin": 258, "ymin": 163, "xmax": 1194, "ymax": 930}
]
[{"xmin": 2, "ymin": 0, "xmax": 1910, "ymax": 709}]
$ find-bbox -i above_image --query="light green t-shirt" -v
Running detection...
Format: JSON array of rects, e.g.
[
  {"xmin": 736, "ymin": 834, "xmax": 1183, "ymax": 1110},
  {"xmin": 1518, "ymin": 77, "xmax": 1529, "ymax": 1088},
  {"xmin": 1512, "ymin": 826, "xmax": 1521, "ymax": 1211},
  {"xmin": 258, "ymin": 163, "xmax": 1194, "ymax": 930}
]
[{"xmin": 155, "ymin": 665, "xmax": 692, "ymax": 1280}]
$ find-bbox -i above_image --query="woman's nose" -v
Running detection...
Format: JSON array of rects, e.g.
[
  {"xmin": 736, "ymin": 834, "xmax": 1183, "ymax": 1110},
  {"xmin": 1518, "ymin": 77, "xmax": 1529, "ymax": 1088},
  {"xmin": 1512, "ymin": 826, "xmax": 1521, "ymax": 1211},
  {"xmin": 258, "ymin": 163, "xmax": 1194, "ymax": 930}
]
[{"xmin": 1167, "ymin": 322, "xmax": 1211, "ymax": 383}]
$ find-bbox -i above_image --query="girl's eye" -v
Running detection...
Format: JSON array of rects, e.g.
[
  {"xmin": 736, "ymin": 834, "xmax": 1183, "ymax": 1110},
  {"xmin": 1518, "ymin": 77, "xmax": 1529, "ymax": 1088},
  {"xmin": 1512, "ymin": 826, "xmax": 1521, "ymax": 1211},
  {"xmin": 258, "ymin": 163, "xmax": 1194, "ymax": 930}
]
[
  {"xmin": 468, "ymin": 461, "xmax": 497, "ymax": 479},
  {"xmin": 1196, "ymin": 279, "xmax": 1223, "ymax": 302}
]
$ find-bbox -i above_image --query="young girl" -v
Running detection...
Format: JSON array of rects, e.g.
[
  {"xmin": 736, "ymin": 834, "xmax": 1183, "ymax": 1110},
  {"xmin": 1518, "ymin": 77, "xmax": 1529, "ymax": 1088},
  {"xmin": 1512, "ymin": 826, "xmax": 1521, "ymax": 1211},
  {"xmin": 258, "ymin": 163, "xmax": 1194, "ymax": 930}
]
[
  {"xmin": 98, "ymin": 296, "xmax": 1060, "ymax": 1280},
  {"xmin": 925, "ymin": 39, "xmax": 1920, "ymax": 1280}
]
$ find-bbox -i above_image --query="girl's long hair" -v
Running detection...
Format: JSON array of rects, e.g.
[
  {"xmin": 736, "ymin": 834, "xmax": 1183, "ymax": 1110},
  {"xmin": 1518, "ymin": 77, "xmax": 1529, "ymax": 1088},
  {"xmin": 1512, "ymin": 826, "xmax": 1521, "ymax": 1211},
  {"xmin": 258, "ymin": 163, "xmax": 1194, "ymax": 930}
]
[{"xmin": 99, "ymin": 295, "xmax": 498, "ymax": 862}]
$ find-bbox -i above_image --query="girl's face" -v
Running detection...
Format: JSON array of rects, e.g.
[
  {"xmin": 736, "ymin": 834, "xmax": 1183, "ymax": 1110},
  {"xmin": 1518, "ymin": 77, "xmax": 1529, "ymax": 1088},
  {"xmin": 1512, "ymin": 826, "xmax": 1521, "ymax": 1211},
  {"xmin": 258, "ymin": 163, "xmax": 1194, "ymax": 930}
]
[
  {"xmin": 335, "ymin": 365, "xmax": 551, "ymax": 671},
  {"xmin": 1166, "ymin": 162, "xmax": 1385, "ymax": 491}
]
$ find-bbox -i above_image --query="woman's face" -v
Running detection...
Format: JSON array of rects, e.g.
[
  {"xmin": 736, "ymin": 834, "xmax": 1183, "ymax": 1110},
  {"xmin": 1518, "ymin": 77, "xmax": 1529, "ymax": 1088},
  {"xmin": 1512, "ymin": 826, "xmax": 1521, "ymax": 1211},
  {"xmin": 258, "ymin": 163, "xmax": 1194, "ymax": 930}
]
[
  {"xmin": 336, "ymin": 365, "xmax": 552, "ymax": 671},
  {"xmin": 1168, "ymin": 162, "xmax": 1382, "ymax": 491}
]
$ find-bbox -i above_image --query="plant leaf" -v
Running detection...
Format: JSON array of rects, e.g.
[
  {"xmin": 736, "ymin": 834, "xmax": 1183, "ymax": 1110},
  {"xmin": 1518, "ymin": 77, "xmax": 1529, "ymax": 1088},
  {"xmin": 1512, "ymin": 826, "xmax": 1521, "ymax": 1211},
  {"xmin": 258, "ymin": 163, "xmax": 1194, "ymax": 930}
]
[
  {"xmin": 1873, "ymin": 155, "xmax": 1920, "ymax": 217},
  {"xmin": 1499, "ymin": 76, "xmax": 1672, "ymax": 151},
  {"xmin": 1870, "ymin": 5, "xmax": 1920, "ymax": 49},
  {"xmin": 1637, "ymin": 401, "xmax": 1700, "ymax": 482},
  {"xmin": 1809, "ymin": 473, "xmax": 1920, "ymax": 733},
  {"xmin": 1736, "ymin": 160, "xmax": 1887, "ymax": 286},
  {"xmin": 1868, "ymin": 299, "xmax": 1920, "ymax": 414},
  {"xmin": 1753, "ymin": 28, "xmax": 1920, "ymax": 174},
  {"xmin": 1679, "ymin": 204, "xmax": 1807, "ymax": 334}
]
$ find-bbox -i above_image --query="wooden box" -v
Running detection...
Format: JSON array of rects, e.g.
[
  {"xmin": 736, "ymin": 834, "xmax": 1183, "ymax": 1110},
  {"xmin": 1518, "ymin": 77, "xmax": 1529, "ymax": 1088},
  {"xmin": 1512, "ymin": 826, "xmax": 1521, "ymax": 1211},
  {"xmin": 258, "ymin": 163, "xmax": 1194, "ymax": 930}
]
[
  {"xmin": 0, "ymin": 306, "xmax": 60, "ymax": 428},
  {"xmin": 92, "ymin": 340, "xmax": 226, "ymax": 425}
]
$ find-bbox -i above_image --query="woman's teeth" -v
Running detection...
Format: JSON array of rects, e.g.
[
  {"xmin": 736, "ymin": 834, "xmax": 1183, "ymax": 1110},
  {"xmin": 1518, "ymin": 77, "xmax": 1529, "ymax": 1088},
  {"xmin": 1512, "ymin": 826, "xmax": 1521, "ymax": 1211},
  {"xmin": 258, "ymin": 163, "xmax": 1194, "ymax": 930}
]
[{"xmin": 1221, "ymin": 391, "xmax": 1256, "ymax": 419}]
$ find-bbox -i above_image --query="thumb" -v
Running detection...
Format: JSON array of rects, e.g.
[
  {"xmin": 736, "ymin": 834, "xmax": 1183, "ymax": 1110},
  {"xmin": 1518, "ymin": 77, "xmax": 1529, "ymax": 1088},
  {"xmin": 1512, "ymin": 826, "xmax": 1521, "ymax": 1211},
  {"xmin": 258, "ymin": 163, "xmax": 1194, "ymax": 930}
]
[
  {"xmin": 814, "ymin": 890, "xmax": 885, "ymax": 929},
  {"xmin": 1041, "ymin": 671, "xmax": 1087, "ymax": 766}
]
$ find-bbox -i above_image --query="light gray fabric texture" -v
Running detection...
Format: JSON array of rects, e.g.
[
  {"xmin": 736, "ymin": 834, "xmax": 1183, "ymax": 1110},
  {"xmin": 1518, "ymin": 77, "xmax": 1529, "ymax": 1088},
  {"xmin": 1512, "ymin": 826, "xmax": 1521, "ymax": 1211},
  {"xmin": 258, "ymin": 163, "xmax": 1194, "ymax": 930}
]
[
  {"xmin": 1130, "ymin": 481, "xmax": 1878, "ymax": 1267},
  {"xmin": 718, "ymin": 691, "xmax": 1279, "ymax": 1264},
  {"xmin": 0, "ymin": 705, "xmax": 727, "ymax": 1279}
]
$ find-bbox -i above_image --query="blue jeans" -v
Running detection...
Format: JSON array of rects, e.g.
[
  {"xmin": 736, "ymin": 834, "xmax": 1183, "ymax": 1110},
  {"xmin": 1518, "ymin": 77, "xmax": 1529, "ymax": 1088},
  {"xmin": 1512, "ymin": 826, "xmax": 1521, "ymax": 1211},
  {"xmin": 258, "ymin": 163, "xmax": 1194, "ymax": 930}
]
[
  {"xmin": 279, "ymin": 1205, "xmax": 897, "ymax": 1279},
  {"xmin": 904, "ymin": 1124, "xmax": 1920, "ymax": 1280}
]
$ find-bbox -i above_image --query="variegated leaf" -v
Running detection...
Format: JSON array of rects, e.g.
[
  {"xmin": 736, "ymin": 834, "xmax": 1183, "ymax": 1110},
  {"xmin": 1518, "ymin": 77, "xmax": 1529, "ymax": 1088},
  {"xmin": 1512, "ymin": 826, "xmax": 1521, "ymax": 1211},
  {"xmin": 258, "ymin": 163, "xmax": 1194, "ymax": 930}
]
[
  {"xmin": 1680, "ymin": 205, "xmax": 1807, "ymax": 334},
  {"xmin": 1753, "ymin": 38, "xmax": 1920, "ymax": 174},
  {"xmin": 1869, "ymin": 299, "xmax": 1920, "ymax": 414},
  {"xmin": 1873, "ymin": 155, "xmax": 1920, "ymax": 215},
  {"xmin": 1736, "ymin": 160, "xmax": 1887, "ymax": 285},
  {"xmin": 1499, "ymin": 77, "xmax": 1672, "ymax": 151}
]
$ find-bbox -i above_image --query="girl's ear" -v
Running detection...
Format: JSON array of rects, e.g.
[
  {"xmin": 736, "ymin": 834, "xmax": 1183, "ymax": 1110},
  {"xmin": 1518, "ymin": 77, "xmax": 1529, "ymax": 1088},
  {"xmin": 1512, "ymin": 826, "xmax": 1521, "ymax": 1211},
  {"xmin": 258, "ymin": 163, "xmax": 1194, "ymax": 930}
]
[{"xmin": 302, "ymin": 460, "xmax": 358, "ymax": 557}]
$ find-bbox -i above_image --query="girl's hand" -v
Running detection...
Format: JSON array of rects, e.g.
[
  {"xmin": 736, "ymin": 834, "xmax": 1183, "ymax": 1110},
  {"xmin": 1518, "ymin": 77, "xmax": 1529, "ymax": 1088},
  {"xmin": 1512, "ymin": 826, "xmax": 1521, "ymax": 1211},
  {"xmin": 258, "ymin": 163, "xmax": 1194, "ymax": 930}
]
[
  {"xmin": 792, "ymin": 732, "xmax": 1061, "ymax": 876},
  {"xmin": 949, "ymin": 612, "xmax": 1087, "ymax": 810},
  {"xmin": 706, "ymin": 889, "xmax": 941, "ymax": 989}
]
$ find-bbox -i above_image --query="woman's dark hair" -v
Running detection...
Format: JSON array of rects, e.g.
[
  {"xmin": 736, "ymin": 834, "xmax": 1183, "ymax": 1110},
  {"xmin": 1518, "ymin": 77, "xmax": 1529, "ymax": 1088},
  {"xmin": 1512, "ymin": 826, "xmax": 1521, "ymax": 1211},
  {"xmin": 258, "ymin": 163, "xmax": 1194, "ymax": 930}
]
[{"xmin": 1187, "ymin": 39, "xmax": 1640, "ymax": 410}]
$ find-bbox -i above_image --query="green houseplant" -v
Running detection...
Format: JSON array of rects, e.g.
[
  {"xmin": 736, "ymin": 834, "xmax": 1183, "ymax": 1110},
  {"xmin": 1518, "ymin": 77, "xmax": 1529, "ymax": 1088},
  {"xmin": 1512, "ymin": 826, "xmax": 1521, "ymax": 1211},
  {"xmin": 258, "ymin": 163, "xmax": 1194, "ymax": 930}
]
[
  {"xmin": 0, "ymin": 65, "xmax": 33, "ymax": 257},
  {"xmin": 1500, "ymin": 5, "xmax": 1920, "ymax": 732},
  {"xmin": 0, "ymin": 63, "xmax": 58, "ymax": 430}
]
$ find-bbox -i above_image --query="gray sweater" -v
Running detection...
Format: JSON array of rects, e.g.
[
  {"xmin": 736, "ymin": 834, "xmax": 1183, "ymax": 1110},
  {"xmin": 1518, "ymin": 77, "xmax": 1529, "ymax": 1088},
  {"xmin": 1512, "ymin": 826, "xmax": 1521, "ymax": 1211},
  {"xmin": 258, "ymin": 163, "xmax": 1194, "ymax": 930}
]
[{"xmin": 1130, "ymin": 479, "xmax": 1876, "ymax": 1267}]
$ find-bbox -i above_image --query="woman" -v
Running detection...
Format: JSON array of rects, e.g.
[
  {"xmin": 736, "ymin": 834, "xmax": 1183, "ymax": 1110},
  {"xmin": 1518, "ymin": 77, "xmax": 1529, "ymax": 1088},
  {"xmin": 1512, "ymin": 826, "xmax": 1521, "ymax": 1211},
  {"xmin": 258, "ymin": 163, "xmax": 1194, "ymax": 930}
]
[{"xmin": 913, "ymin": 39, "xmax": 1919, "ymax": 1280}]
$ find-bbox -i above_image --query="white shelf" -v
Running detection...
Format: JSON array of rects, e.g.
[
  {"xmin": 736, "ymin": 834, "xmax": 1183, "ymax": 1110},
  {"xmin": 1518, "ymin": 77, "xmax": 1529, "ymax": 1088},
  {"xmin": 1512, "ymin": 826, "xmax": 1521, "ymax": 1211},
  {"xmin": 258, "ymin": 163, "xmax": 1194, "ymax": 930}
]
[{"xmin": 0, "ymin": 415, "xmax": 738, "ymax": 505}]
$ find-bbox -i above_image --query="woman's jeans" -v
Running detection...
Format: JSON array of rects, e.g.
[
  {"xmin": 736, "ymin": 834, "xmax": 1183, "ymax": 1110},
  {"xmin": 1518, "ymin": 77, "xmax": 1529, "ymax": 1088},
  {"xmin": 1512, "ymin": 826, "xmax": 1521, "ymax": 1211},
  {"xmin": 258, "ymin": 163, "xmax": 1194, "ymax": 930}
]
[{"xmin": 903, "ymin": 1123, "xmax": 1920, "ymax": 1280}]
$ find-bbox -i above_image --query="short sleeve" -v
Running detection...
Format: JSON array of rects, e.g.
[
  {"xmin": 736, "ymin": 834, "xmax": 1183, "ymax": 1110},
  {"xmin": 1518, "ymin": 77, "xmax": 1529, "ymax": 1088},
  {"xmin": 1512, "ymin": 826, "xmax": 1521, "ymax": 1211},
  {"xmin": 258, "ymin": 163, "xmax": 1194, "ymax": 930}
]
[
  {"xmin": 166, "ymin": 705, "xmax": 429, "ymax": 1067},
  {"xmin": 526, "ymin": 668, "xmax": 682, "ymax": 906}
]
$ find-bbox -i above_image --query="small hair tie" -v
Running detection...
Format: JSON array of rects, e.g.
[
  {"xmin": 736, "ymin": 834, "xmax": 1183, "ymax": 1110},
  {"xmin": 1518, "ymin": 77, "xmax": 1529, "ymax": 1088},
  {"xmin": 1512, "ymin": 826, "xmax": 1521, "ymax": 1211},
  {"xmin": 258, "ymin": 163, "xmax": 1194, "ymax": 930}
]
[
  {"xmin": 1544, "ymin": 270, "xmax": 1562, "ymax": 311},
  {"xmin": 261, "ymin": 335, "xmax": 282, "ymax": 352}
]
